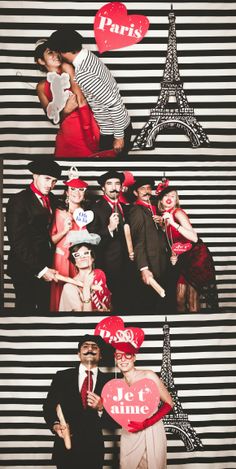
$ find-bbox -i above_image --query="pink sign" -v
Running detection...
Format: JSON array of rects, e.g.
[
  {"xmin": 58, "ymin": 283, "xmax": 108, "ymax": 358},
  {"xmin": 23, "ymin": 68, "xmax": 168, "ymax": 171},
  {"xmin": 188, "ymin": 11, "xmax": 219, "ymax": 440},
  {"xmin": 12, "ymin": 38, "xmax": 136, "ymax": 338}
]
[
  {"xmin": 102, "ymin": 378, "xmax": 160, "ymax": 430},
  {"xmin": 94, "ymin": 2, "xmax": 150, "ymax": 53},
  {"xmin": 95, "ymin": 316, "xmax": 144, "ymax": 351},
  {"xmin": 172, "ymin": 242, "xmax": 192, "ymax": 255}
]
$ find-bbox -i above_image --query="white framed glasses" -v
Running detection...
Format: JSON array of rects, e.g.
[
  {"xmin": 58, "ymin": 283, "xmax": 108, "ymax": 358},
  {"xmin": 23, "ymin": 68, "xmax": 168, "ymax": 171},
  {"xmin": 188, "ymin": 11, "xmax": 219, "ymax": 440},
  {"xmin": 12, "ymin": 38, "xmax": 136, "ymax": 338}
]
[{"xmin": 72, "ymin": 249, "xmax": 91, "ymax": 259}]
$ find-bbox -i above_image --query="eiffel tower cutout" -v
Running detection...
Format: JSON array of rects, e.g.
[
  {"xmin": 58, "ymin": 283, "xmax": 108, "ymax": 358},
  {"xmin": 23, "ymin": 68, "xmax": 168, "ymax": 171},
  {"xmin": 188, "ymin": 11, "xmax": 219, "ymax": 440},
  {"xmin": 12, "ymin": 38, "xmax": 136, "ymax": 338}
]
[
  {"xmin": 133, "ymin": 6, "xmax": 209, "ymax": 150},
  {"xmin": 160, "ymin": 319, "xmax": 204, "ymax": 451}
]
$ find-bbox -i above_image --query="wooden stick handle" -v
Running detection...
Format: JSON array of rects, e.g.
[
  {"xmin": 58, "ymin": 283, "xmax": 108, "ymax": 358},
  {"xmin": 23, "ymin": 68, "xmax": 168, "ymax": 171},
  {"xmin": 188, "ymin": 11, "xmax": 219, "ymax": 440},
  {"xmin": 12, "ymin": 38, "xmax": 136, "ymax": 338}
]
[
  {"xmin": 56, "ymin": 404, "xmax": 71, "ymax": 450},
  {"xmin": 124, "ymin": 224, "xmax": 134, "ymax": 256},
  {"xmin": 55, "ymin": 273, "xmax": 101, "ymax": 291},
  {"xmin": 148, "ymin": 277, "xmax": 165, "ymax": 298}
]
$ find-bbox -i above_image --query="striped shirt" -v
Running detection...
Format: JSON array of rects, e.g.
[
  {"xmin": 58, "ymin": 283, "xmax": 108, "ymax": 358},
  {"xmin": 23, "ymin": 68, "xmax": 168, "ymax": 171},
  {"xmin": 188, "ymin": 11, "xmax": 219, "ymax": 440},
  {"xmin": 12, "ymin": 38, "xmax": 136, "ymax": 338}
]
[{"xmin": 73, "ymin": 49, "xmax": 130, "ymax": 139}]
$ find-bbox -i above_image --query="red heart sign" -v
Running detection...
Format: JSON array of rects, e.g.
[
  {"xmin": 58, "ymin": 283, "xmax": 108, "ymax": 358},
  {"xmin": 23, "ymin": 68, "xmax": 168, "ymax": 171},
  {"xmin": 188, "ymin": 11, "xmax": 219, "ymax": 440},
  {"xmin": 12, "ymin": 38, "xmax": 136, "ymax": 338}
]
[
  {"xmin": 102, "ymin": 378, "xmax": 160, "ymax": 430},
  {"xmin": 172, "ymin": 242, "xmax": 192, "ymax": 255},
  {"xmin": 94, "ymin": 316, "xmax": 144, "ymax": 352},
  {"xmin": 94, "ymin": 2, "xmax": 150, "ymax": 53}
]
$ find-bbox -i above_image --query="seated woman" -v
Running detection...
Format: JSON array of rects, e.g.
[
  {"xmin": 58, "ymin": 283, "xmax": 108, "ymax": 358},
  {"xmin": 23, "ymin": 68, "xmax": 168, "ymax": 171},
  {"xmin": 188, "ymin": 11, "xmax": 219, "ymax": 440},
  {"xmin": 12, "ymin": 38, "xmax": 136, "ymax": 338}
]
[
  {"xmin": 59, "ymin": 230, "xmax": 111, "ymax": 312},
  {"xmin": 156, "ymin": 179, "xmax": 219, "ymax": 312},
  {"xmin": 34, "ymin": 38, "xmax": 100, "ymax": 157},
  {"xmin": 50, "ymin": 168, "xmax": 88, "ymax": 311},
  {"xmin": 114, "ymin": 343, "xmax": 173, "ymax": 469}
]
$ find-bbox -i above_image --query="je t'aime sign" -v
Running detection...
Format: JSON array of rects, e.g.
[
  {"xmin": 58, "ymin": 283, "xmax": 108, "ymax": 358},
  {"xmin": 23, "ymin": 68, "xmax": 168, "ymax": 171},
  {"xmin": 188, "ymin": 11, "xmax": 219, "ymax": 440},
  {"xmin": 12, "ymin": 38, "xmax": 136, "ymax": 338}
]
[{"xmin": 102, "ymin": 378, "xmax": 160, "ymax": 430}]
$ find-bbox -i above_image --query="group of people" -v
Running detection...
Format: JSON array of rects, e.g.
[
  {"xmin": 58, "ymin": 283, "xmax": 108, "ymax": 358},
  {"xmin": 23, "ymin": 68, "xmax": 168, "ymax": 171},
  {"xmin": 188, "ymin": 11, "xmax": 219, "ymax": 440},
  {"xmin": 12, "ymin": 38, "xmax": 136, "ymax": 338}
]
[
  {"xmin": 43, "ymin": 332, "xmax": 173, "ymax": 469},
  {"xmin": 6, "ymin": 158, "xmax": 218, "ymax": 313},
  {"xmin": 35, "ymin": 26, "xmax": 132, "ymax": 158}
]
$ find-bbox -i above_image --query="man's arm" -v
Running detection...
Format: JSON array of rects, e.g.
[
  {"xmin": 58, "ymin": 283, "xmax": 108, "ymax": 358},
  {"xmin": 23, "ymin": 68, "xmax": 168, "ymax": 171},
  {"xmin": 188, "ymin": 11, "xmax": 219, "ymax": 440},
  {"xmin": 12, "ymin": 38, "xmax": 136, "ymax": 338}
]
[{"xmin": 43, "ymin": 372, "xmax": 61, "ymax": 433}]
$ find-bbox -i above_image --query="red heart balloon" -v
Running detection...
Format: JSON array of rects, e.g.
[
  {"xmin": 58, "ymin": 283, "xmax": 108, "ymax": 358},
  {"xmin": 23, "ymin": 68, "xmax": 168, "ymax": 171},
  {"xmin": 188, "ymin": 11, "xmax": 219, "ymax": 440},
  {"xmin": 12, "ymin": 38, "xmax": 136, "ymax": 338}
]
[
  {"xmin": 94, "ymin": 316, "xmax": 144, "ymax": 352},
  {"xmin": 172, "ymin": 242, "xmax": 192, "ymax": 255},
  {"xmin": 94, "ymin": 2, "xmax": 150, "ymax": 53},
  {"xmin": 102, "ymin": 378, "xmax": 160, "ymax": 430}
]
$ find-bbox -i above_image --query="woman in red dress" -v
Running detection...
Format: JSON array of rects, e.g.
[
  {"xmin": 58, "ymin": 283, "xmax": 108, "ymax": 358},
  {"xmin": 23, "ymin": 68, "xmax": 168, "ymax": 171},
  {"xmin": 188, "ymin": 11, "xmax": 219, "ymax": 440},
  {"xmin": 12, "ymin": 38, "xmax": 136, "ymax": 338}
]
[
  {"xmin": 50, "ymin": 172, "xmax": 89, "ymax": 311},
  {"xmin": 35, "ymin": 39, "xmax": 100, "ymax": 157},
  {"xmin": 156, "ymin": 180, "xmax": 218, "ymax": 312}
]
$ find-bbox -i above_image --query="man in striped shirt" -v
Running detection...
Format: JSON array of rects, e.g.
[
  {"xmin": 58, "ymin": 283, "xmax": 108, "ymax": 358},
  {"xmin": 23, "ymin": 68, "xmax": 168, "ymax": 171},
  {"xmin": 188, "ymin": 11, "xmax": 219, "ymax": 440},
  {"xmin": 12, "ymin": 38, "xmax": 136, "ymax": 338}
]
[{"xmin": 48, "ymin": 27, "xmax": 132, "ymax": 155}]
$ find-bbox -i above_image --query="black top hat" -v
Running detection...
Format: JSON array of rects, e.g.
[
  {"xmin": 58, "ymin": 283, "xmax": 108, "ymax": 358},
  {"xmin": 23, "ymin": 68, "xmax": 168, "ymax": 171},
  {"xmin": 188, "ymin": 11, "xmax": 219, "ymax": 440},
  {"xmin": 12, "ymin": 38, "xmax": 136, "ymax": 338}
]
[
  {"xmin": 97, "ymin": 170, "xmax": 125, "ymax": 187},
  {"xmin": 156, "ymin": 179, "xmax": 177, "ymax": 199},
  {"xmin": 28, "ymin": 159, "xmax": 62, "ymax": 179},
  {"xmin": 77, "ymin": 334, "xmax": 106, "ymax": 352},
  {"xmin": 132, "ymin": 176, "xmax": 155, "ymax": 191}
]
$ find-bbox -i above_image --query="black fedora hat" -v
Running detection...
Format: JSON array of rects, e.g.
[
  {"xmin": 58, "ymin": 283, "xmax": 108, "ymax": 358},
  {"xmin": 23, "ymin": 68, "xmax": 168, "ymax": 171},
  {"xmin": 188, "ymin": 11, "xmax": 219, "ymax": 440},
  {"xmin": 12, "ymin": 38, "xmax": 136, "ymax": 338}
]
[
  {"xmin": 132, "ymin": 176, "xmax": 155, "ymax": 191},
  {"xmin": 77, "ymin": 334, "xmax": 106, "ymax": 352},
  {"xmin": 28, "ymin": 159, "xmax": 62, "ymax": 179},
  {"xmin": 97, "ymin": 170, "xmax": 125, "ymax": 187}
]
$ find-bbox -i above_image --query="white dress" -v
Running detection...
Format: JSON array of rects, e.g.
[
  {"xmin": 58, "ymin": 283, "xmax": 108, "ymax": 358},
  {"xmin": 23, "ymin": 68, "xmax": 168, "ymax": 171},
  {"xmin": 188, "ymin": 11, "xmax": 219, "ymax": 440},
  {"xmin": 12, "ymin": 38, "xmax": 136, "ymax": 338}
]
[{"xmin": 120, "ymin": 420, "xmax": 167, "ymax": 469}]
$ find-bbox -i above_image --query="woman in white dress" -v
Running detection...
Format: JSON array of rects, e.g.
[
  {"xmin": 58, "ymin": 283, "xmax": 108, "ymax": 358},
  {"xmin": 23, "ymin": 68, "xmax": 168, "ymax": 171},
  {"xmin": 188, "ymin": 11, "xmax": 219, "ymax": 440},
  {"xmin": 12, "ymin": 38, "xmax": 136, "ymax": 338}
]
[{"xmin": 115, "ymin": 348, "xmax": 173, "ymax": 469}]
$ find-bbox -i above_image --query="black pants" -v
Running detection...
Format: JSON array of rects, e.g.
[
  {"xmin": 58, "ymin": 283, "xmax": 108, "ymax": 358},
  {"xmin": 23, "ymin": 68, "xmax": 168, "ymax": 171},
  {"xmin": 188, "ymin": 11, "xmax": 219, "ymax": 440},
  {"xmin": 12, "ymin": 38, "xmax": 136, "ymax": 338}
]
[
  {"xmin": 99, "ymin": 122, "xmax": 133, "ymax": 157},
  {"xmin": 13, "ymin": 275, "xmax": 50, "ymax": 313}
]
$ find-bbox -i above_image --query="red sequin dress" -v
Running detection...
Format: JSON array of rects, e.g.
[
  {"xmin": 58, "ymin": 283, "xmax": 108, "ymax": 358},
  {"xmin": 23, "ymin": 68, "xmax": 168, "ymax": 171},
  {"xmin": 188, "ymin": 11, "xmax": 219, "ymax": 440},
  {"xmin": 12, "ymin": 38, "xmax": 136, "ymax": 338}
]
[
  {"xmin": 44, "ymin": 80, "xmax": 100, "ymax": 157},
  {"xmin": 166, "ymin": 208, "xmax": 218, "ymax": 310}
]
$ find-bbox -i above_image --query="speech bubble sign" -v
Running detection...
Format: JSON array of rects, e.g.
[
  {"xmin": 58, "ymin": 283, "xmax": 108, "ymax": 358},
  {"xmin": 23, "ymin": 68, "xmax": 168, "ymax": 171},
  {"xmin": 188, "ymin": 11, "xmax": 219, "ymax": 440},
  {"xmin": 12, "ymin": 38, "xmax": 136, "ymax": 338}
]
[
  {"xmin": 172, "ymin": 242, "xmax": 192, "ymax": 255},
  {"xmin": 95, "ymin": 316, "xmax": 144, "ymax": 352},
  {"xmin": 94, "ymin": 2, "xmax": 150, "ymax": 53},
  {"xmin": 73, "ymin": 209, "xmax": 94, "ymax": 229},
  {"xmin": 102, "ymin": 378, "xmax": 160, "ymax": 430}
]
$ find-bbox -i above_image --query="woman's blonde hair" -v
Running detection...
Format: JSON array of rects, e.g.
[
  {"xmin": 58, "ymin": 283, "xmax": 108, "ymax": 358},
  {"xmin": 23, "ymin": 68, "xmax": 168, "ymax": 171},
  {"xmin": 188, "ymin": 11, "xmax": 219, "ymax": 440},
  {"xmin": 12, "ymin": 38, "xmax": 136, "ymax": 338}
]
[{"xmin": 157, "ymin": 190, "xmax": 180, "ymax": 213}]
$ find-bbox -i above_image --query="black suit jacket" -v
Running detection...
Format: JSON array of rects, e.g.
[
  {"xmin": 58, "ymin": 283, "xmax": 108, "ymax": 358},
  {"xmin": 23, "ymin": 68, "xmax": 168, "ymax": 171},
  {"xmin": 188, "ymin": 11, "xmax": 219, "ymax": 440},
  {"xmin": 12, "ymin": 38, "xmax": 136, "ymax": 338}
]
[
  {"xmin": 128, "ymin": 204, "xmax": 169, "ymax": 281},
  {"xmin": 6, "ymin": 187, "xmax": 57, "ymax": 280},
  {"xmin": 43, "ymin": 366, "xmax": 113, "ymax": 469},
  {"xmin": 87, "ymin": 198, "xmax": 128, "ymax": 274}
]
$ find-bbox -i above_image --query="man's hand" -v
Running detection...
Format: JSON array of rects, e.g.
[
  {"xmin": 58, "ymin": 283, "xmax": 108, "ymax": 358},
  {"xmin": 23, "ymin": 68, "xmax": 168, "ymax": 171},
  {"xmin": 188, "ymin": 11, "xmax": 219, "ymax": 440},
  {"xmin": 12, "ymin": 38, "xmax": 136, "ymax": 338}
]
[
  {"xmin": 53, "ymin": 423, "xmax": 69, "ymax": 438},
  {"xmin": 64, "ymin": 94, "xmax": 78, "ymax": 114},
  {"xmin": 42, "ymin": 268, "xmax": 58, "ymax": 282},
  {"xmin": 141, "ymin": 269, "xmax": 154, "ymax": 285},
  {"xmin": 113, "ymin": 137, "xmax": 124, "ymax": 153},
  {"xmin": 87, "ymin": 391, "xmax": 103, "ymax": 411},
  {"xmin": 108, "ymin": 213, "xmax": 119, "ymax": 232}
]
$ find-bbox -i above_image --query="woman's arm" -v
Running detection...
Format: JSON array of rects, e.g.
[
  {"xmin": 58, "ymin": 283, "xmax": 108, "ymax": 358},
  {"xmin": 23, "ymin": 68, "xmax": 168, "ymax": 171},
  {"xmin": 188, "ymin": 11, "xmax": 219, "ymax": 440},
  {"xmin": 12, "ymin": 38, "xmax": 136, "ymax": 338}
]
[
  {"xmin": 128, "ymin": 371, "xmax": 173, "ymax": 432},
  {"xmin": 61, "ymin": 62, "xmax": 86, "ymax": 107},
  {"xmin": 81, "ymin": 271, "xmax": 94, "ymax": 311},
  {"xmin": 36, "ymin": 80, "xmax": 50, "ymax": 112},
  {"xmin": 165, "ymin": 209, "xmax": 198, "ymax": 243},
  {"xmin": 50, "ymin": 212, "xmax": 73, "ymax": 245}
]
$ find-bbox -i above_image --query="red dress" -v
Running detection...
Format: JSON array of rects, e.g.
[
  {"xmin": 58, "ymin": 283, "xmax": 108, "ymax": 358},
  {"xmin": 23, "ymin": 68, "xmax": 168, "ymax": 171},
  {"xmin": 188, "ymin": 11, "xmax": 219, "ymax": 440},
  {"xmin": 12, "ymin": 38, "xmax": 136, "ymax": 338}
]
[
  {"xmin": 166, "ymin": 208, "xmax": 218, "ymax": 310},
  {"xmin": 44, "ymin": 80, "xmax": 100, "ymax": 157},
  {"xmin": 50, "ymin": 208, "xmax": 80, "ymax": 311}
]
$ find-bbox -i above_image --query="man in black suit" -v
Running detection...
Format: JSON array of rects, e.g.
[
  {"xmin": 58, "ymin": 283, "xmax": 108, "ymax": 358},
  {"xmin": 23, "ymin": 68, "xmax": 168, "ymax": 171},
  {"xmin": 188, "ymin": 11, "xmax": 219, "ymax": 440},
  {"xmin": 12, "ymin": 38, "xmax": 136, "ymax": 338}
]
[
  {"xmin": 88, "ymin": 170, "xmax": 130, "ymax": 311},
  {"xmin": 43, "ymin": 334, "xmax": 113, "ymax": 469},
  {"xmin": 128, "ymin": 177, "xmax": 172, "ymax": 312},
  {"xmin": 6, "ymin": 159, "xmax": 61, "ymax": 313}
]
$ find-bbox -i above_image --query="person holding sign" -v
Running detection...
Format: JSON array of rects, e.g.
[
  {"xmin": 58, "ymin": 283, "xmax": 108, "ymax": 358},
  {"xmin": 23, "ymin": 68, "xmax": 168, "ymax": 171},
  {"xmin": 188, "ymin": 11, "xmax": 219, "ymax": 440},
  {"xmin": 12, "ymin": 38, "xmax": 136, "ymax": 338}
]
[
  {"xmin": 50, "ymin": 168, "xmax": 89, "ymax": 311},
  {"xmin": 59, "ymin": 230, "xmax": 111, "ymax": 311},
  {"xmin": 47, "ymin": 27, "xmax": 132, "ymax": 156},
  {"xmin": 156, "ymin": 178, "xmax": 218, "ymax": 312},
  {"xmin": 35, "ymin": 39, "xmax": 100, "ymax": 157},
  {"xmin": 114, "ymin": 344, "xmax": 173, "ymax": 469},
  {"xmin": 43, "ymin": 335, "xmax": 113, "ymax": 469}
]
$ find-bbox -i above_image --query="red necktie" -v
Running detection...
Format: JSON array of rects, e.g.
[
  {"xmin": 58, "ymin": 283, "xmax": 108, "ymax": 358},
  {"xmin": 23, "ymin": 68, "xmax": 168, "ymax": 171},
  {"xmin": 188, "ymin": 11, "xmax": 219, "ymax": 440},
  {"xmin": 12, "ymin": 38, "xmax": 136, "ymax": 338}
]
[
  {"xmin": 81, "ymin": 370, "xmax": 93, "ymax": 408},
  {"xmin": 30, "ymin": 182, "xmax": 51, "ymax": 212}
]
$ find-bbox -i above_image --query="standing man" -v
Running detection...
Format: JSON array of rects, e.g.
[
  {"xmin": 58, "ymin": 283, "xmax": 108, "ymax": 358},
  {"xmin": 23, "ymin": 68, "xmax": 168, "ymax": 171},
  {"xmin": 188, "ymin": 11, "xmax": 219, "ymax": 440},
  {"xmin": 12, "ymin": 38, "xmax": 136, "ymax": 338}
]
[
  {"xmin": 88, "ymin": 170, "xmax": 129, "ymax": 311},
  {"xmin": 128, "ymin": 177, "xmax": 173, "ymax": 312},
  {"xmin": 43, "ymin": 335, "xmax": 113, "ymax": 469},
  {"xmin": 47, "ymin": 27, "xmax": 132, "ymax": 156},
  {"xmin": 6, "ymin": 159, "xmax": 61, "ymax": 313}
]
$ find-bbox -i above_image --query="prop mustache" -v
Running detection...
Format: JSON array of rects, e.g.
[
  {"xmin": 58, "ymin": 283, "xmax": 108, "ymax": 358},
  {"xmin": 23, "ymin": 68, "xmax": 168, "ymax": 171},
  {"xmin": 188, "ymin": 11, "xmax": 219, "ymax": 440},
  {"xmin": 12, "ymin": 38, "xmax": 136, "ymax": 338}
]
[{"xmin": 83, "ymin": 351, "xmax": 97, "ymax": 356}]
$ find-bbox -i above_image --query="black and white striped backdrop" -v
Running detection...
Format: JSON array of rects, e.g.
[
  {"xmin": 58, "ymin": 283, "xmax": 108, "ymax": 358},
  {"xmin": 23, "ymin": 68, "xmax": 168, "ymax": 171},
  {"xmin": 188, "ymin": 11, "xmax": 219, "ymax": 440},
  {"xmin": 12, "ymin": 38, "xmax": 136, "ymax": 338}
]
[
  {"xmin": 2, "ymin": 158, "xmax": 236, "ymax": 310},
  {"xmin": 0, "ymin": 312, "xmax": 235, "ymax": 468},
  {"xmin": 0, "ymin": 0, "xmax": 236, "ymax": 158}
]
